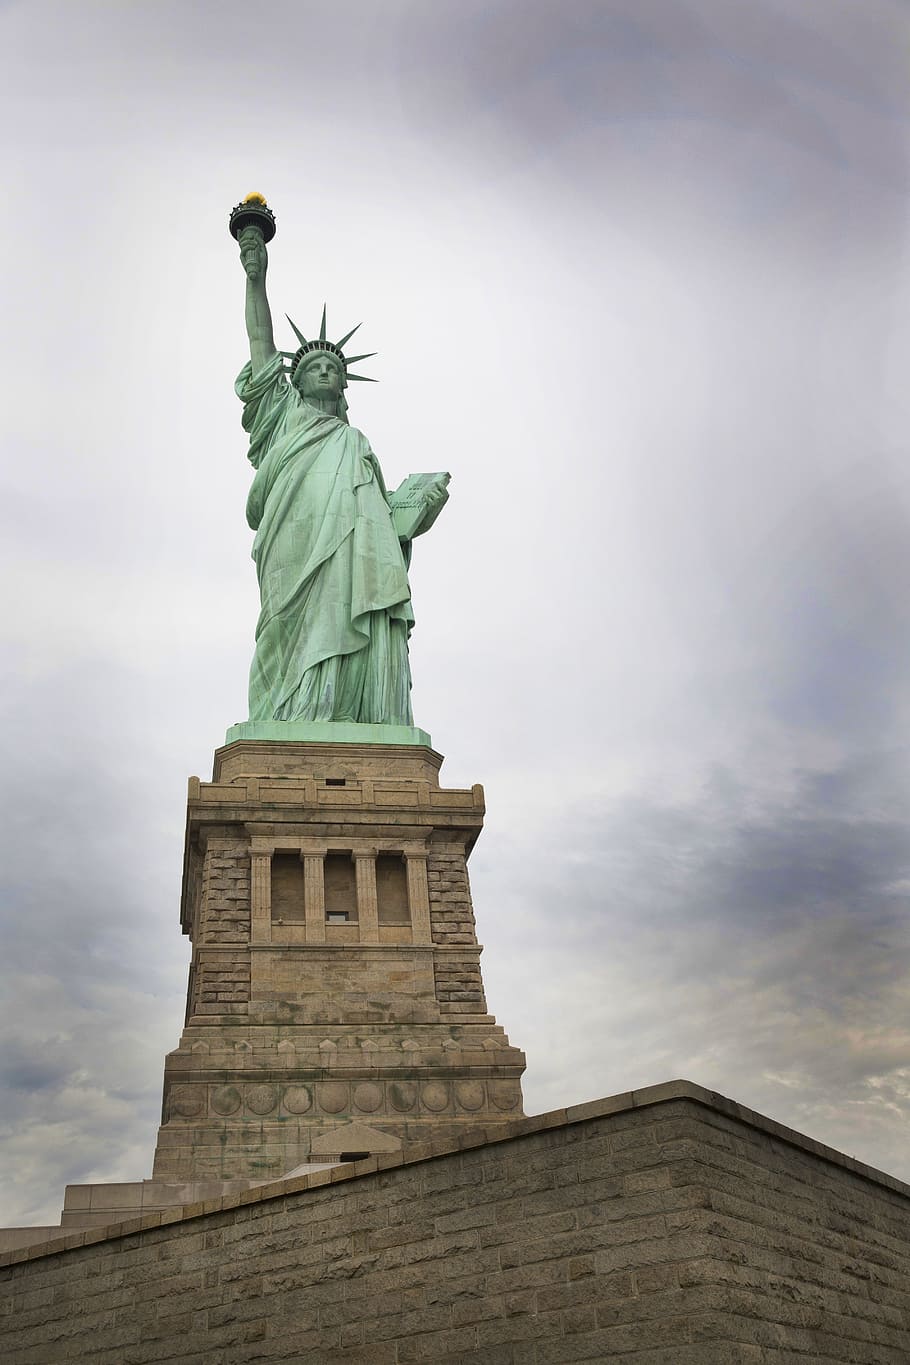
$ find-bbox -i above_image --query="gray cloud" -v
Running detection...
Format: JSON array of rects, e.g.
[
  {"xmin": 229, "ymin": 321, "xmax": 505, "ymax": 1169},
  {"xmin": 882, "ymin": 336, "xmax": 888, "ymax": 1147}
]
[
  {"xmin": 0, "ymin": 1041, "xmax": 70, "ymax": 1095},
  {"xmin": 475, "ymin": 746, "xmax": 910, "ymax": 1179},
  {"xmin": 382, "ymin": 0, "xmax": 910, "ymax": 258}
]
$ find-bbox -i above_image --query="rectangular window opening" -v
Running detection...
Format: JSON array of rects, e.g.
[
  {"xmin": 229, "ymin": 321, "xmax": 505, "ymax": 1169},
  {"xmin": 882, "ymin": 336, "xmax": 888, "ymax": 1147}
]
[
  {"xmin": 270, "ymin": 852, "xmax": 305, "ymax": 922},
  {"xmin": 325, "ymin": 777, "xmax": 346, "ymax": 787},
  {"xmin": 324, "ymin": 852, "xmax": 357, "ymax": 920},
  {"xmin": 377, "ymin": 853, "xmax": 410, "ymax": 924}
]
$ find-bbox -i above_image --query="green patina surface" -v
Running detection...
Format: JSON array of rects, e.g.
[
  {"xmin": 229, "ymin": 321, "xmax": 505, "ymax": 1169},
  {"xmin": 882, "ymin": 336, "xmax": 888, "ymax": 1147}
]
[
  {"xmin": 224, "ymin": 720, "xmax": 432, "ymax": 747},
  {"xmin": 232, "ymin": 198, "xmax": 448, "ymax": 739}
]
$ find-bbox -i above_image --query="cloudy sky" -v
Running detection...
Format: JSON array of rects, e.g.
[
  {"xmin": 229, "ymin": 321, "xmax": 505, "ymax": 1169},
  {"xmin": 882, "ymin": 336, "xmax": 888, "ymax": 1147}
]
[{"xmin": 1, "ymin": 0, "xmax": 909, "ymax": 1226}]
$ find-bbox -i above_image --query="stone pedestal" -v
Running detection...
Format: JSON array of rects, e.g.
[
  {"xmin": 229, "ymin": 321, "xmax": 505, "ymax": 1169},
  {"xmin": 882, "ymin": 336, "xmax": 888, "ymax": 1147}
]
[{"xmin": 151, "ymin": 740, "xmax": 525, "ymax": 1182}]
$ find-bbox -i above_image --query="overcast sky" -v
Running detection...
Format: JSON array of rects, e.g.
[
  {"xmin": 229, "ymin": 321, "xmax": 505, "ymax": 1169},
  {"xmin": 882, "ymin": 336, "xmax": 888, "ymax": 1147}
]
[{"xmin": 1, "ymin": 0, "xmax": 909, "ymax": 1226}]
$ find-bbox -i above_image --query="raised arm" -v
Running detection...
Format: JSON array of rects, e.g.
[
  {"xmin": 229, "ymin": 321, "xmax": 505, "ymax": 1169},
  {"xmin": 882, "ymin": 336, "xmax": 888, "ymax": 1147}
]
[{"xmin": 239, "ymin": 226, "xmax": 276, "ymax": 377}]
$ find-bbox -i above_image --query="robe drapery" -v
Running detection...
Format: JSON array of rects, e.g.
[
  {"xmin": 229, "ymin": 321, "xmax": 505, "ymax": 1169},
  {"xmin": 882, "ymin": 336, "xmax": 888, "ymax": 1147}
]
[{"xmin": 236, "ymin": 353, "xmax": 414, "ymax": 725}]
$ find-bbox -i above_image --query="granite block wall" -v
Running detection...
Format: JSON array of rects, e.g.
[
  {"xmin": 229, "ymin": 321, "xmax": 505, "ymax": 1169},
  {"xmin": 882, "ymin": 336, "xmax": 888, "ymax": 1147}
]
[{"xmin": 3, "ymin": 1082, "xmax": 909, "ymax": 1363}]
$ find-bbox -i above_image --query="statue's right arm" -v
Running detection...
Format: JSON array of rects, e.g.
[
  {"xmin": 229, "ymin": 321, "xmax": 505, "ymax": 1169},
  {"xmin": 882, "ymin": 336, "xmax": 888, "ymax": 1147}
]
[{"xmin": 239, "ymin": 227, "xmax": 277, "ymax": 377}]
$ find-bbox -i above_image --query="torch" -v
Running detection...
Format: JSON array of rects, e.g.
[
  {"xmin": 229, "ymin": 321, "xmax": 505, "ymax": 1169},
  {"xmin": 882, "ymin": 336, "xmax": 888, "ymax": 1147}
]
[{"xmin": 228, "ymin": 192, "xmax": 277, "ymax": 243}]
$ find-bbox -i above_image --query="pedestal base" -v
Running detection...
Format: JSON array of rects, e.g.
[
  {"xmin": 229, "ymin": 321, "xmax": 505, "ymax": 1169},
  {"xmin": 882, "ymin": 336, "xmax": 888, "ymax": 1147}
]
[{"xmin": 153, "ymin": 739, "xmax": 525, "ymax": 1182}]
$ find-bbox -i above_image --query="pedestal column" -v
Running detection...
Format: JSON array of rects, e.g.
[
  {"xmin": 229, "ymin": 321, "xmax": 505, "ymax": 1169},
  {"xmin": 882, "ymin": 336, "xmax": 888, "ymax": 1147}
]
[
  {"xmin": 355, "ymin": 853, "xmax": 379, "ymax": 943},
  {"xmin": 303, "ymin": 854, "xmax": 325, "ymax": 944}
]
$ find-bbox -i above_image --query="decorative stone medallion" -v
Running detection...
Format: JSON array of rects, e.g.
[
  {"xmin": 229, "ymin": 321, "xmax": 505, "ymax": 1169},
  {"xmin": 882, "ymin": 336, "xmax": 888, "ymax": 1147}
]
[
  {"xmin": 169, "ymin": 1086, "xmax": 203, "ymax": 1118},
  {"xmin": 211, "ymin": 1085, "xmax": 242, "ymax": 1116},
  {"xmin": 454, "ymin": 1081, "xmax": 485, "ymax": 1111},
  {"xmin": 421, "ymin": 1082, "xmax": 450, "ymax": 1112},
  {"xmin": 389, "ymin": 1081, "xmax": 417, "ymax": 1112},
  {"xmin": 488, "ymin": 1080, "xmax": 522, "ymax": 1111},
  {"xmin": 245, "ymin": 1083, "xmax": 279, "ymax": 1115},
  {"xmin": 318, "ymin": 1082, "xmax": 349, "ymax": 1114},
  {"xmin": 283, "ymin": 1085, "xmax": 312, "ymax": 1115},
  {"xmin": 353, "ymin": 1082, "xmax": 383, "ymax": 1113}
]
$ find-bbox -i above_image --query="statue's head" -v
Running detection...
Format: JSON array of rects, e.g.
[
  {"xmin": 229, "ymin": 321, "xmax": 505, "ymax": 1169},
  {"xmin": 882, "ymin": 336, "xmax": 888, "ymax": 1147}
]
[
  {"xmin": 293, "ymin": 349, "xmax": 346, "ymax": 403},
  {"xmin": 285, "ymin": 310, "xmax": 376, "ymax": 421}
]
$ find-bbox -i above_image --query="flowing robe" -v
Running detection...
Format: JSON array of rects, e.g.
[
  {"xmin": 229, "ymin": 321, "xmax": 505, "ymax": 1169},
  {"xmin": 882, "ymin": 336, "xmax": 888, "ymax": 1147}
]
[{"xmin": 236, "ymin": 353, "xmax": 414, "ymax": 725}]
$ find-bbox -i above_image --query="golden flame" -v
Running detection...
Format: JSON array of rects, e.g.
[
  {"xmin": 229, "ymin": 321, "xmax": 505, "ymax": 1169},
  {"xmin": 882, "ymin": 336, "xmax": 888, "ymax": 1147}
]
[{"xmin": 243, "ymin": 192, "xmax": 267, "ymax": 206}]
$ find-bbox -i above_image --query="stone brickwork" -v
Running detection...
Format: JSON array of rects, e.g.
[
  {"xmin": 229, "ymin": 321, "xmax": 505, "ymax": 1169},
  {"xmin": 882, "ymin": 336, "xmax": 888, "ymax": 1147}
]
[
  {"xmin": 434, "ymin": 958, "xmax": 487, "ymax": 1014},
  {"xmin": 150, "ymin": 741, "xmax": 525, "ymax": 1182},
  {"xmin": 199, "ymin": 843, "xmax": 251, "ymax": 945},
  {"xmin": 188, "ymin": 948, "xmax": 251, "ymax": 1012},
  {"xmin": 428, "ymin": 852, "xmax": 478, "ymax": 945},
  {"xmin": 3, "ymin": 1082, "xmax": 910, "ymax": 1363}
]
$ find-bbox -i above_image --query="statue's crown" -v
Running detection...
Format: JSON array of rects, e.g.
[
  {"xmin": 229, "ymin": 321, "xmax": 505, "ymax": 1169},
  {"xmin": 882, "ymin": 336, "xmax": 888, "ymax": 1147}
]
[{"xmin": 283, "ymin": 307, "xmax": 376, "ymax": 386}]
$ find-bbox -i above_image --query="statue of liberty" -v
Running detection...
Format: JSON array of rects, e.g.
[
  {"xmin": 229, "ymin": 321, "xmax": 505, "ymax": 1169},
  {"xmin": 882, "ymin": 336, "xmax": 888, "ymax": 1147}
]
[{"xmin": 230, "ymin": 195, "xmax": 448, "ymax": 729}]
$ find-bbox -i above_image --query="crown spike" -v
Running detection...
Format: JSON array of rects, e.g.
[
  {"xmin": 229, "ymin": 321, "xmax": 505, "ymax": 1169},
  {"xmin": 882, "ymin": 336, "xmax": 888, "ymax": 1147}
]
[
  {"xmin": 346, "ymin": 372, "xmax": 378, "ymax": 383},
  {"xmin": 344, "ymin": 352, "xmax": 377, "ymax": 366},
  {"xmin": 319, "ymin": 305, "xmax": 327, "ymax": 342},
  {"xmin": 285, "ymin": 315, "xmax": 308, "ymax": 347},
  {"xmin": 335, "ymin": 323, "xmax": 362, "ymax": 350}
]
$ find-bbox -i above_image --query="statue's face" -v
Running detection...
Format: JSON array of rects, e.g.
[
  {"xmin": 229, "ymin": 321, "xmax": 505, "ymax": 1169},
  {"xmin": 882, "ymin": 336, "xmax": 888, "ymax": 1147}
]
[{"xmin": 298, "ymin": 353, "xmax": 344, "ymax": 401}]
